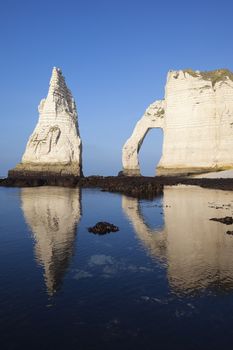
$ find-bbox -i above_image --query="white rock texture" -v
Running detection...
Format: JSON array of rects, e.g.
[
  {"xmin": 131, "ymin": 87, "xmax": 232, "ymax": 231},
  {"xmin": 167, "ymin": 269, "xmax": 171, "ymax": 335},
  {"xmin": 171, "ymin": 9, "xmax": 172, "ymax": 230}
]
[
  {"xmin": 122, "ymin": 69, "xmax": 233, "ymax": 176},
  {"xmin": 122, "ymin": 100, "xmax": 165, "ymax": 175},
  {"xmin": 10, "ymin": 67, "xmax": 82, "ymax": 177}
]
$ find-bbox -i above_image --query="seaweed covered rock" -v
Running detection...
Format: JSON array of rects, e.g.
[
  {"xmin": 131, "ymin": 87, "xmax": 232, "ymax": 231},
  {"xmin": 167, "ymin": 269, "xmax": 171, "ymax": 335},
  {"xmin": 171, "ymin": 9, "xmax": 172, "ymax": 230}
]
[
  {"xmin": 88, "ymin": 222, "xmax": 119, "ymax": 235},
  {"xmin": 210, "ymin": 216, "xmax": 233, "ymax": 225}
]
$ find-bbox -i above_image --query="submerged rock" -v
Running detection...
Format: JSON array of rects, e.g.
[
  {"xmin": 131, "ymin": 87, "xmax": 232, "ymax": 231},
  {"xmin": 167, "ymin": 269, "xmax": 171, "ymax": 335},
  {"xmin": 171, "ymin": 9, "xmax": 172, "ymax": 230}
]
[
  {"xmin": 210, "ymin": 216, "xmax": 233, "ymax": 225},
  {"xmin": 88, "ymin": 222, "xmax": 119, "ymax": 235}
]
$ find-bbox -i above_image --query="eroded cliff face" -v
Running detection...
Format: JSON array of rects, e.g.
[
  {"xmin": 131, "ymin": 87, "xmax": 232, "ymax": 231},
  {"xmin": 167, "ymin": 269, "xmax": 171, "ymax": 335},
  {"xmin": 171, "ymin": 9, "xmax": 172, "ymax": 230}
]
[
  {"xmin": 9, "ymin": 67, "xmax": 82, "ymax": 178},
  {"xmin": 122, "ymin": 69, "xmax": 233, "ymax": 176},
  {"xmin": 122, "ymin": 100, "xmax": 165, "ymax": 176}
]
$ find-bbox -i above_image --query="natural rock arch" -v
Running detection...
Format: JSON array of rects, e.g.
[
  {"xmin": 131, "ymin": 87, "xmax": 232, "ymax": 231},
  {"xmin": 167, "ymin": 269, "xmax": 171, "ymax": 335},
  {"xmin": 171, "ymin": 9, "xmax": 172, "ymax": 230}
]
[
  {"xmin": 122, "ymin": 100, "xmax": 165, "ymax": 176},
  {"xmin": 122, "ymin": 69, "xmax": 233, "ymax": 176},
  {"xmin": 138, "ymin": 128, "xmax": 164, "ymax": 176}
]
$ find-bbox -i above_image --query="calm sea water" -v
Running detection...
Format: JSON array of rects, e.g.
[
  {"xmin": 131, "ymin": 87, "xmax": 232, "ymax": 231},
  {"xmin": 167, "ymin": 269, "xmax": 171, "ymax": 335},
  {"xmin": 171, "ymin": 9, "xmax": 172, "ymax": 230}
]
[{"xmin": 1, "ymin": 185, "xmax": 233, "ymax": 349}]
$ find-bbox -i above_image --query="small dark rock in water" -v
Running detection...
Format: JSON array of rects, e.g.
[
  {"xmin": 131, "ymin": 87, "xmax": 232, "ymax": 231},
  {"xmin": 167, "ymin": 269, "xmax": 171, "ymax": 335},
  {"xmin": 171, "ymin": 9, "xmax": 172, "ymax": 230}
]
[
  {"xmin": 226, "ymin": 230, "xmax": 233, "ymax": 235},
  {"xmin": 88, "ymin": 222, "xmax": 119, "ymax": 235},
  {"xmin": 210, "ymin": 216, "xmax": 233, "ymax": 225}
]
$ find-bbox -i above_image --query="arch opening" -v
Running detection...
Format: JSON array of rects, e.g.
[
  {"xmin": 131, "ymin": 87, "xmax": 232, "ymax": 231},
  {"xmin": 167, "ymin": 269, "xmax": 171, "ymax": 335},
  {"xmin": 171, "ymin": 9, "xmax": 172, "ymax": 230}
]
[{"xmin": 138, "ymin": 128, "xmax": 163, "ymax": 176}]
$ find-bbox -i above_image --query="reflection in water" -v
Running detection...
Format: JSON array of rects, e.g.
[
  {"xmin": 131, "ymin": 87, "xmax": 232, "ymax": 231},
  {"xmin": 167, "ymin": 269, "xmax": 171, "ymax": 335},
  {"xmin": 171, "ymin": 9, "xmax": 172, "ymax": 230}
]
[
  {"xmin": 21, "ymin": 187, "xmax": 81, "ymax": 295},
  {"xmin": 122, "ymin": 196, "xmax": 166, "ymax": 261},
  {"xmin": 123, "ymin": 186, "xmax": 233, "ymax": 294}
]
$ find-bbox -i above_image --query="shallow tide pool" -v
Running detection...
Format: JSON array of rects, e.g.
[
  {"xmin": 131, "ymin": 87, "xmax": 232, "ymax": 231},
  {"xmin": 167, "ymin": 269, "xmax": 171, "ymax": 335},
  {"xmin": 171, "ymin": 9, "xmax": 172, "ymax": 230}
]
[{"xmin": 1, "ymin": 185, "xmax": 233, "ymax": 349}]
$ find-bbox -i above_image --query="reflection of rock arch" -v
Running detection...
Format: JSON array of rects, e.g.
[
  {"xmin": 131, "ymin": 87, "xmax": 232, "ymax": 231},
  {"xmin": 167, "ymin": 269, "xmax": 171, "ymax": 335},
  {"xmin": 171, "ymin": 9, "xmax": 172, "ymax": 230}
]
[
  {"xmin": 123, "ymin": 186, "xmax": 233, "ymax": 294},
  {"xmin": 21, "ymin": 187, "xmax": 81, "ymax": 295},
  {"xmin": 122, "ymin": 196, "xmax": 166, "ymax": 260},
  {"xmin": 163, "ymin": 186, "xmax": 233, "ymax": 294},
  {"xmin": 122, "ymin": 101, "xmax": 165, "ymax": 176}
]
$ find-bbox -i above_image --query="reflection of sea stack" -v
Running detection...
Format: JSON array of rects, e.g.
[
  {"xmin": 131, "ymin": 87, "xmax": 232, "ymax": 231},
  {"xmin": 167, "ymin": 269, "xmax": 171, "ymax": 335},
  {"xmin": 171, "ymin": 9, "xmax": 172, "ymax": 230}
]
[
  {"xmin": 123, "ymin": 186, "xmax": 233, "ymax": 294},
  {"xmin": 21, "ymin": 187, "xmax": 81, "ymax": 295},
  {"xmin": 9, "ymin": 67, "xmax": 82, "ymax": 178}
]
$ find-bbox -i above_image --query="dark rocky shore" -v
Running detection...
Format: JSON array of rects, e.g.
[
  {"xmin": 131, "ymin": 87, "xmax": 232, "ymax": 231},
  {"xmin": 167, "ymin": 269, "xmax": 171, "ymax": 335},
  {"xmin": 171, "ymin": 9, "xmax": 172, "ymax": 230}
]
[{"xmin": 1, "ymin": 175, "xmax": 233, "ymax": 198}]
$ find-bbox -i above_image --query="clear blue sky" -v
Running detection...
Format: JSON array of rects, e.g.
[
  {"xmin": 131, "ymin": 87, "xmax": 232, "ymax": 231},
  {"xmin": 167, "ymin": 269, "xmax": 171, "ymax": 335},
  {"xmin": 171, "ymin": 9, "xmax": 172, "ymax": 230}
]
[{"xmin": 1, "ymin": 0, "xmax": 233, "ymax": 176}]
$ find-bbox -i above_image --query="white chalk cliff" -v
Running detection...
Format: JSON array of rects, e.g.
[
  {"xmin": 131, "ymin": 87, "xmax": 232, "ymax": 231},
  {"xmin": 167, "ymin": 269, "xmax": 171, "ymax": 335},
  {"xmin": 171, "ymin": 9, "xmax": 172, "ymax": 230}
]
[
  {"xmin": 10, "ymin": 67, "xmax": 82, "ymax": 177},
  {"xmin": 122, "ymin": 69, "xmax": 233, "ymax": 176}
]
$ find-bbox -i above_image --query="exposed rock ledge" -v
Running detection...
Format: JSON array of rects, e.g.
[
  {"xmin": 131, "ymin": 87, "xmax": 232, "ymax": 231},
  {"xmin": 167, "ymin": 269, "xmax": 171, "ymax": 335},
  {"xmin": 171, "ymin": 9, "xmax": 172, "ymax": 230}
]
[
  {"xmin": 2, "ymin": 176, "xmax": 233, "ymax": 199},
  {"xmin": 122, "ymin": 69, "xmax": 233, "ymax": 176},
  {"xmin": 8, "ymin": 162, "xmax": 81, "ymax": 178}
]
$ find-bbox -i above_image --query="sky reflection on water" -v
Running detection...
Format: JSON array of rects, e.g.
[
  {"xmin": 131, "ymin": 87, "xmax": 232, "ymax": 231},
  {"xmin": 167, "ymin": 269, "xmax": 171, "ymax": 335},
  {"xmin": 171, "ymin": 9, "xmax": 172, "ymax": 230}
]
[{"xmin": 1, "ymin": 185, "xmax": 233, "ymax": 349}]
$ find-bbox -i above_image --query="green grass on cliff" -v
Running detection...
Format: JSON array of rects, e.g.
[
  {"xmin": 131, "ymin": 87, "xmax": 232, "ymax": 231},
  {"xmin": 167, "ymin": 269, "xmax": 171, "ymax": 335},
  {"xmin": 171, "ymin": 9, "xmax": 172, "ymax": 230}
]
[{"xmin": 183, "ymin": 68, "xmax": 233, "ymax": 86}]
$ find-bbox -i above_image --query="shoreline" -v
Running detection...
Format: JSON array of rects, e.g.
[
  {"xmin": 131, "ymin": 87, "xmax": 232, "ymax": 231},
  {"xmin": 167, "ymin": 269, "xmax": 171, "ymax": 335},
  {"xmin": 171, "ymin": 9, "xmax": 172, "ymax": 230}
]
[{"xmin": 1, "ymin": 175, "xmax": 233, "ymax": 198}]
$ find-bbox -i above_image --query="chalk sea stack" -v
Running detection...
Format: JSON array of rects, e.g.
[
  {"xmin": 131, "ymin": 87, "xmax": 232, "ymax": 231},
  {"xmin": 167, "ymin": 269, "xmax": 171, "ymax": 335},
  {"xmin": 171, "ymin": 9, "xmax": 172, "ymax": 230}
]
[
  {"xmin": 122, "ymin": 69, "xmax": 233, "ymax": 176},
  {"xmin": 9, "ymin": 67, "xmax": 82, "ymax": 179}
]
